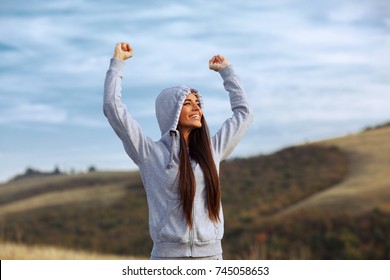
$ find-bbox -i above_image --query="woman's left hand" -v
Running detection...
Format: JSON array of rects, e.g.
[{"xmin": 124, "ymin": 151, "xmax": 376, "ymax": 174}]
[{"xmin": 113, "ymin": 42, "xmax": 133, "ymax": 61}]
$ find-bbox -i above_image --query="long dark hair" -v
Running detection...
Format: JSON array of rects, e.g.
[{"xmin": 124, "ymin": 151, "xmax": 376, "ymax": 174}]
[{"xmin": 178, "ymin": 117, "xmax": 221, "ymax": 229}]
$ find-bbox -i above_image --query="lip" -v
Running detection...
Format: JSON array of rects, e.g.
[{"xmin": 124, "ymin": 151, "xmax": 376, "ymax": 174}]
[{"xmin": 189, "ymin": 114, "xmax": 200, "ymax": 119}]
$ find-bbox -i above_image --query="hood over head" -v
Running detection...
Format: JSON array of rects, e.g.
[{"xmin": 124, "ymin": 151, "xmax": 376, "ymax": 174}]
[{"xmin": 155, "ymin": 85, "xmax": 204, "ymax": 136}]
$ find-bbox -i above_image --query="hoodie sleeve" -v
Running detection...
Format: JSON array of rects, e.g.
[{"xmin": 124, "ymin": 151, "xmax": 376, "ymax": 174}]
[
  {"xmin": 103, "ymin": 58, "xmax": 152, "ymax": 165},
  {"xmin": 211, "ymin": 65, "xmax": 254, "ymax": 161}
]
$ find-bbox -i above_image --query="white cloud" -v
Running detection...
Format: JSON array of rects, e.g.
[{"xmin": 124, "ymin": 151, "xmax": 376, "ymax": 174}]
[
  {"xmin": 328, "ymin": 4, "xmax": 371, "ymax": 23},
  {"xmin": 0, "ymin": 103, "xmax": 67, "ymax": 124}
]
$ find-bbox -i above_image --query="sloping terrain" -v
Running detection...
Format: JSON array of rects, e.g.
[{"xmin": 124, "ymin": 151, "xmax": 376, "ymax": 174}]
[
  {"xmin": 0, "ymin": 172, "xmax": 139, "ymax": 216},
  {"xmin": 0, "ymin": 125, "xmax": 389, "ymax": 259},
  {"xmin": 273, "ymin": 126, "xmax": 390, "ymax": 218}
]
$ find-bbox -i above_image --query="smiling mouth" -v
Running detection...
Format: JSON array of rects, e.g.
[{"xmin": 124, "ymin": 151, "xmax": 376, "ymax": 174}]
[{"xmin": 190, "ymin": 115, "xmax": 200, "ymax": 120}]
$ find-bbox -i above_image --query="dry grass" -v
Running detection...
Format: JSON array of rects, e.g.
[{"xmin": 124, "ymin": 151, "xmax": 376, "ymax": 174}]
[
  {"xmin": 275, "ymin": 126, "xmax": 390, "ymax": 217},
  {"xmin": 0, "ymin": 242, "xmax": 143, "ymax": 260},
  {"xmin": 0, "ymin": 171, "xmax": 133, "ymax": 197},
  {"xmin": 0, "ymin": 171, "xmax": 134, "ymax": 217},
  {"xmin": 0, "ymin": 184, "xmax": 127, "ymax": 217}
]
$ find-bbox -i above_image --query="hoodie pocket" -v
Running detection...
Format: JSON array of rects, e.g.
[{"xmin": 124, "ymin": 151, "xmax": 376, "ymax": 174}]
[
  {"xmin": 195, "ymin": 205, "xmax": 224, "ymax": 242},
  {"xmin": 156, "ymin": 200, "xmax": 189, "ymax": 243}
]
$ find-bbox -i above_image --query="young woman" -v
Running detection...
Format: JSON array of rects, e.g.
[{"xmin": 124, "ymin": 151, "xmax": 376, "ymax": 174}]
[{"xmin": 104, "ymin": 42, "xmax": 253, "ymax": 260}]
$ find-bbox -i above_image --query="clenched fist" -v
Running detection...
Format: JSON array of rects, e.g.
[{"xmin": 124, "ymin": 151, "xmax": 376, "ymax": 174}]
[
  {"xmin": 209, "ymin": 54, "xmax": 229, "ymax": 72},
  {"xmin": 113, "ymin": 42, "xmax": 133, "ymax": 61}
]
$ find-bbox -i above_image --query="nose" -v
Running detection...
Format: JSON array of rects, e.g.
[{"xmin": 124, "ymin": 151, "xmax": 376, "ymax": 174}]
[{"xmin": 192, "ymin": 103, "xmax": 200, "ymax": 111}]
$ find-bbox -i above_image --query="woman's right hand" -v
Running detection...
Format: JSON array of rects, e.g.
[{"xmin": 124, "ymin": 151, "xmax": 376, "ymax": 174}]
[
  {"xmin": 113, "ymin": 42, "xmax": 133, "ymax": 61},
  {"xmin": 209, "ymin": 54, "xmax": 229, "ymax": 72}
]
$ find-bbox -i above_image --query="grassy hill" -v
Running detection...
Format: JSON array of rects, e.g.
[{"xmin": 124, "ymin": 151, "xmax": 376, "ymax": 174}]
[
  {"xmin": 274, "ymin": 125, "xmax": 390, "ymax": 217},
  {"xmin": 252, "ymin": 126, "xmax": 390, "ymax": 259},
  {"xmin": 1, "ymin": 125, "xmax": 389, "ymax": 260}
]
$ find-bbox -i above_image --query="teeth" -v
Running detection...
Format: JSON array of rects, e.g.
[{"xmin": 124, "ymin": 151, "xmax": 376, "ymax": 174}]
[{"xmin": 190, "ymin": 115, "xmax": 200, "ymax": 119}]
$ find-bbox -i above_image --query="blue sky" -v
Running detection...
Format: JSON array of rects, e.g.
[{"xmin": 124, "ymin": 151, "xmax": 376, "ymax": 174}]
[{"xmin": 1, "ymin": 0, "xmax": 389, "ymax": 182}]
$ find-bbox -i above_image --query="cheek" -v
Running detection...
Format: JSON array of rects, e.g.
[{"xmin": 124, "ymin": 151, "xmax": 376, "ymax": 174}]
[{"xmin": 178, "ymin": 108, "xmax": 188, "ymax": 123}]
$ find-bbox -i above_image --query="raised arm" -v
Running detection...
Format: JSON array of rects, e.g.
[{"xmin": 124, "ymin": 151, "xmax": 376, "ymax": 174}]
[
  {"xmin": 103, "ymin": 42, "xmax": 152, "ymax": 165},
  {"xmin": 209, "ymin": 54, "xmax": 254, "ymax": 161}
]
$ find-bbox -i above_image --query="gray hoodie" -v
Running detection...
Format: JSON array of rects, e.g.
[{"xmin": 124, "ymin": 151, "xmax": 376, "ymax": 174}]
[{"xmin": 104, "ymin": 58, "xmax": 253, "ymax": 258}]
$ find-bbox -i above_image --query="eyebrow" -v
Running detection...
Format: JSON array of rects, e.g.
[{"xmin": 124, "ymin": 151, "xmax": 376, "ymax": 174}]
[{"xmin": 184, "ymin": 98, "xmax": 199, "ymax": 102}]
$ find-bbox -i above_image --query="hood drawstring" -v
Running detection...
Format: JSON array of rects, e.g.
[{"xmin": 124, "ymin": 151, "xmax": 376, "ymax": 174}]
[{"xmin": 167, "ymin": 130, "xmax": 178, "ymax": 169}]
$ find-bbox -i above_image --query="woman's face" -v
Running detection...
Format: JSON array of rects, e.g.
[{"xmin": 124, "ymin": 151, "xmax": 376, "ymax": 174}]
[{"xmin": 178, "ymin": 93, "xmax": 203, "ymax": 132}]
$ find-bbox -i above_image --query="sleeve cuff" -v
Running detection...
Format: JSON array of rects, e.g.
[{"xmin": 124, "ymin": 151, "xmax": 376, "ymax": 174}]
[
  {"xmin": 218, "ymin": 65, "xmax": 234, "ymax": 80},
  {"xmin": 109, "ymin": 58, "xmax": 125, "ymax": 76}
]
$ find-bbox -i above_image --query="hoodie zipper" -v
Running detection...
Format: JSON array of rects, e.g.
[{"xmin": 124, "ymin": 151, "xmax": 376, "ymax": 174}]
[
  {"xmin": 189, "ymin": 206, "xmax": 195, "ymax": 256},
  {"xmin": 189, "ymin": 160, "xmax": 197, "ymax": 256}
]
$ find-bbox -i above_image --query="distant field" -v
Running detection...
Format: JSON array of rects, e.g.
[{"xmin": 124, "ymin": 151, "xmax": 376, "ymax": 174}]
[
  {"xmin": 0, "ymin": 171, "xmax": 138, "ymax": 217},
  {"xmin": 0, "ymin": 242, "xmax": 141, "ymax": 260}
]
